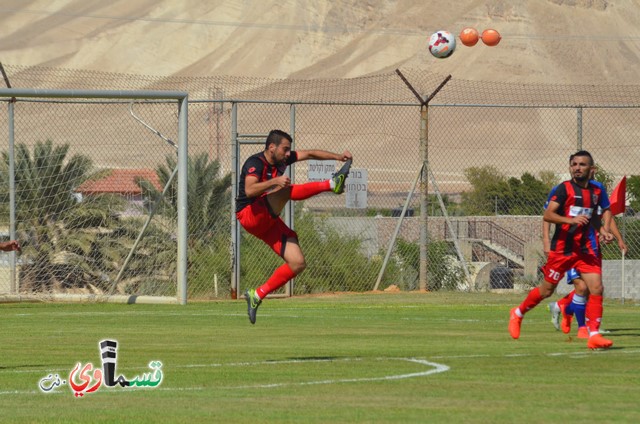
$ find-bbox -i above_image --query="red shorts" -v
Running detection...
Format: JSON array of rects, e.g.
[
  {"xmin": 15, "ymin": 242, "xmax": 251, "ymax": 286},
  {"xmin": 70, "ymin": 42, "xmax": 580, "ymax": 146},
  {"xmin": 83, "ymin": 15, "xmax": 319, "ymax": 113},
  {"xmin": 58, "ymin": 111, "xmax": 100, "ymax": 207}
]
[
  {"xmin": 541, "ymin": 251, "xmax": 602, "ymax": 284},
  {"xmin": 236, "ymin": 197, "xmax": 297, "ymax": 258}
]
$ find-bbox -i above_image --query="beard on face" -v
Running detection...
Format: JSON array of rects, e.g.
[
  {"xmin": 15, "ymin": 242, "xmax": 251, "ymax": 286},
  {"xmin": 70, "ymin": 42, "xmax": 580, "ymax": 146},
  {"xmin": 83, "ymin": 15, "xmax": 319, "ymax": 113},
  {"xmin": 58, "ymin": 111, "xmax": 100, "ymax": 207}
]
[{"xmin": 573, "ymin": 173, "xmax": 588, "ymax": 183}]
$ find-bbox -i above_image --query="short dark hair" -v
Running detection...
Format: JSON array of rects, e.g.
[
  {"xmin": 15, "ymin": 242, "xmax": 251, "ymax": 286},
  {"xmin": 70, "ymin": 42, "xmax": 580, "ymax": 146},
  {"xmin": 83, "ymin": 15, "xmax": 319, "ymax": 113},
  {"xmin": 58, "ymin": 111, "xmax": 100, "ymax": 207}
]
[
  {"xmin": 265, "ymin": 130, "xmax": 292, "ymax": 149},
  {"xmin": 569, "ymin": 150, "xmax": 594, "ymax": 166}
]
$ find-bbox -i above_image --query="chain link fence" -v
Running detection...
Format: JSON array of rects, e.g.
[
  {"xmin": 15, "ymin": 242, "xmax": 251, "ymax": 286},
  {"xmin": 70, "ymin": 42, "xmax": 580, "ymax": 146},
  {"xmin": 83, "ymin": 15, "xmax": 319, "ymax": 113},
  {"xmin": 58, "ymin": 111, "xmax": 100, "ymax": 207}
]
[
  {"xmin": 0, "ymin": 89, "xmax": 189, "ymax": 302},
  {"xmin": 1, "ymin": 64, "xmax": 639, "ymax": 301}
]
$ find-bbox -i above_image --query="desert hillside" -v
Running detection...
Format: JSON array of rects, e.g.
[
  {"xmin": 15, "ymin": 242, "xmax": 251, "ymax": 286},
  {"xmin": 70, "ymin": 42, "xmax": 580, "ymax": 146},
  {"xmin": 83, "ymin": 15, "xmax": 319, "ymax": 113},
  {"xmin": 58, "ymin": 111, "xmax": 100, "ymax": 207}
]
[{"xmin": 1, "ymin": 0, "xmax": 640, "ymax": 84}]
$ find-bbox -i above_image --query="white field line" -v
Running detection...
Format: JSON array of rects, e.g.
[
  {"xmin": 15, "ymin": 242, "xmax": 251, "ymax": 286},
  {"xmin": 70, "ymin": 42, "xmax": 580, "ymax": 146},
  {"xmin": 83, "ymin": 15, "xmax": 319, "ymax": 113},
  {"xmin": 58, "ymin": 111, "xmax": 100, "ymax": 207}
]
[
  {"xmin": 0, "ymin": 357, "xmax": 448, "ymax": 395},
  {"xmin": 221, "ymin": 358, "xmax": 450, "ymax": 390},
  {"xmin": 4, "ymin": 348, "xmax": 640, "ymax": 396}
]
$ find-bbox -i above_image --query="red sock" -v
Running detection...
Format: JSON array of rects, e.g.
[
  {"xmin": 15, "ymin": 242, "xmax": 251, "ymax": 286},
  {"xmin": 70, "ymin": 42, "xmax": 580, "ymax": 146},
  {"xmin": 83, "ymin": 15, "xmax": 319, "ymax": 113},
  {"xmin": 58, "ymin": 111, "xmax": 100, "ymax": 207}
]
[
  {"xmin": 585, "ymin": 294, "xmax": 603, "ymax": 334},
  {"xmin": 256, "ymin": 263, "xmax": 296, "ymax": 299},
  {"xmin": 557, "ymin": 290, "xmax": 575, "ymax": 308},
  {"xmin": 290, "ymin": 181, "xmax": 330, "ymax": 200},
  {"xmin": 518, "ymin": 287, "xmax": 543, "ymax": 315}
]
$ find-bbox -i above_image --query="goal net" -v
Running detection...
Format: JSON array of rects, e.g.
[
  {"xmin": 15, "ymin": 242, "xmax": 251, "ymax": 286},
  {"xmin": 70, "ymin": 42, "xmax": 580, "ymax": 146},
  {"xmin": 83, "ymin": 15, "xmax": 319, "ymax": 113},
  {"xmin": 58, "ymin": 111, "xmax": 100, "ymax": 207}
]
[{"xmin": 0, "ymin": 88, "xmax": 188, "ymax": 304}]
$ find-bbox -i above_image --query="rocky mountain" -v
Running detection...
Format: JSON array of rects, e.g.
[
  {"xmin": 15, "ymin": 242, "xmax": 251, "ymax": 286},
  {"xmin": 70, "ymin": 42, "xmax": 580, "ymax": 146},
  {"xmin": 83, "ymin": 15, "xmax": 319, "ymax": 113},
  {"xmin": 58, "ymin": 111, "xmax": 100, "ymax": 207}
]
[{"xmin": 1, "ymin": 0, "xmax": 639, "ymax": 84}]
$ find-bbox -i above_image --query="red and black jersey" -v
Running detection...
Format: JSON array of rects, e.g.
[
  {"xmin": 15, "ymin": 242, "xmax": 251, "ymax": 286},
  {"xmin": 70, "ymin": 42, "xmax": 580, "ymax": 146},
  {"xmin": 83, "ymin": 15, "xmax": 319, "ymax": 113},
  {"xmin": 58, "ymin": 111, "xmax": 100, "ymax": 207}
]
[
  {"xmin": 236, "ymin": 151, "xmax": 298, "ymax": 212},
  {"xmin": 548, "ymin": 180, "xmax": 607, "ymax": 256}
]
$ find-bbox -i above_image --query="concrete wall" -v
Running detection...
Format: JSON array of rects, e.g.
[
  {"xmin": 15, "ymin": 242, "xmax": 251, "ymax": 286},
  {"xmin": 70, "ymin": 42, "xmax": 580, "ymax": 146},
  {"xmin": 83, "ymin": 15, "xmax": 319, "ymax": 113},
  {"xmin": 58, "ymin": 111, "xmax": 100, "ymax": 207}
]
[
  {"xmin": 375, "ymin": 215, "xmax": 543, "ymax": 247},
  {"xmin": 555, "ymin": 260, "xmax": 640, "ymax": 301},
  {"xmin": 327, "ymin": 216, "xmax": 640, "ymax": 300}
]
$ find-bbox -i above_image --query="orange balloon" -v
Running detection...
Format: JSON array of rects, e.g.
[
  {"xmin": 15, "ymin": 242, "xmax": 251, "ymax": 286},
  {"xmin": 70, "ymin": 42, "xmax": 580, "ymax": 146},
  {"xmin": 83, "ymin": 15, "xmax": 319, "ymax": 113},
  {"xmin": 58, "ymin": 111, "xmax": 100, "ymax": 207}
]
[
  {"xmin": 459, "ymin": 27, "xmax": 479, "ymax": 47},
  {"xmin": 481, "ymin": 29, "xmax": 501, "ymax": 46}
]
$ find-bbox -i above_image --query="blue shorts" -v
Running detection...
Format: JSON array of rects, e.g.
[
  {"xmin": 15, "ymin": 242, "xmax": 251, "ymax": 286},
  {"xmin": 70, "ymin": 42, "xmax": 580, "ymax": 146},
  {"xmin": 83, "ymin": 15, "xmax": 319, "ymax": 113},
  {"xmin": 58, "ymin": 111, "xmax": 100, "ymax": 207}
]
[{"xmin": 566, "ymin": 268, "xmax": 580, "ymax": 284}]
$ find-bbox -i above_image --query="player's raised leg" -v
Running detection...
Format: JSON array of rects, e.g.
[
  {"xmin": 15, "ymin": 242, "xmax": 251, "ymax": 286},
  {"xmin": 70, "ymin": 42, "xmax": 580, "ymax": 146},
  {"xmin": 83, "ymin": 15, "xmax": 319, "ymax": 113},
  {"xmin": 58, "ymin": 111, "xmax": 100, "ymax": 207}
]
[{"xmin": 265, "ymin": 159, "xmax": 352, "ymax": 212}]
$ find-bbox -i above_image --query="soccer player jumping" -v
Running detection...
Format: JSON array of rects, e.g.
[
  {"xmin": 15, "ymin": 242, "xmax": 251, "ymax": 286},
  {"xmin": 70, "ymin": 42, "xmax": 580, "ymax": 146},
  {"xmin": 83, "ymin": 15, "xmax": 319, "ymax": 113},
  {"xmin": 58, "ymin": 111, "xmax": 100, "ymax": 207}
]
[
  {"xmin": 236, "ymin": 130, "xmax": 352, "ymax": 324},
  {"xmin": 509, "ymin": 150, "xmax": 615, "ymax": 349}
]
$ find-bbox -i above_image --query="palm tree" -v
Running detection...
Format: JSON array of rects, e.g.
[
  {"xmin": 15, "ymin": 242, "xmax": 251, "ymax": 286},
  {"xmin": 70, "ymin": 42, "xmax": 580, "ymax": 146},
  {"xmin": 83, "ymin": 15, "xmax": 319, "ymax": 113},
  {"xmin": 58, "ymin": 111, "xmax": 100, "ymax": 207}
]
[
  {"xmin": 1, "ymin": 140, "xmax": 92, "ymax": 223},
  {"xmin": 138, "ymin": 152, "xmax": 232, "ymax": 244},
  {"xmin": 136, "ymin": 152, "xmax": 232, "ymax": 298},
  {"xmin": 0, "ymin": 140, "xmax": 127, "ymax": 293},
  {"xmin": 95, "ymin": 217, "xmax": 178, "ymax": 296}
]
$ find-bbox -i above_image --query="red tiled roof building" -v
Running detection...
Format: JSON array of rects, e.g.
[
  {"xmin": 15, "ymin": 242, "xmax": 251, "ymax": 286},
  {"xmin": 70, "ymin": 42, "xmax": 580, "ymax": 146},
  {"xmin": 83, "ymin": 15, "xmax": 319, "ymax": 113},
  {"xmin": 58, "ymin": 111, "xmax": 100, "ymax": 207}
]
[{"xmin": 76, "ymin": 169, "xmax": 162, "ymax": 195}]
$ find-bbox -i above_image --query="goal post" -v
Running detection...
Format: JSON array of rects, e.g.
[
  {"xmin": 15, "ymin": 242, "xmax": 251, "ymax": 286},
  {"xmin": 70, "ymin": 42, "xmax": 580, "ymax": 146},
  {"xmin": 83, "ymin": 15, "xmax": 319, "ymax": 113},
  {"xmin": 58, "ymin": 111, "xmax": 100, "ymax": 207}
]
[{"xmin": 0, "ymin": 88, "xmax": 189, "ymax": 304}]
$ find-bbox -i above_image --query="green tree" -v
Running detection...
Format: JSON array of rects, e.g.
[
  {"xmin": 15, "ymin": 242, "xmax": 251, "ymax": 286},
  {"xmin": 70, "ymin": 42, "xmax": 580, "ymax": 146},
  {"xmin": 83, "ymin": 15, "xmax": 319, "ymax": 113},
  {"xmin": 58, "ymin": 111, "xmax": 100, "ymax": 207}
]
[
  {"xmin": 139, "ymin": 152, "xmax": 232, "ymax": 244},
  {"xmin": 461, "ymin": 166, "xmax": 556, "ymax": 216},
  {"xmin": 100, "ymin": 218, "xmax": 179, "ymax": 296},
  {"xmin": 593, "ymin": 165, "xmax": 615, "ymax": 192},
  {"xmin": 0, "ymin": 140, "xmax": 93, "ymax": 223},
  {"xmin": 0, "ymin": 140, "xmax": 128, "ymax": 292},
  {"xmin": 429, "ymin": 193, "xmax": 458, "ymax": 216},
  {"xmin": 395, "ymin": 239, "xmax": 467, "ymax": 291},
  {"xmin": 292, "ymin": 212, "xmax": 385, "ymax": 293},
  {"xmin": 539, "ymin": 170, "xmax": 560, "ymax": 190},
  {"xmin": 461, "ymin": 166, "xmax": 508, "ymax": 215},
  {"xmin": 627, "ymin": 175, "xmax": 640, "ymax": 213},
  {"xmin": 507, "ymin": 172, "xmax": 551, "ymax": 215},
  {"xmin": 237, "ymin": 207, "xmax": 394, "ymax": 295},
  {"xmin": 137, "ymin": 152, "xmax": 232, "ymax": 298}
]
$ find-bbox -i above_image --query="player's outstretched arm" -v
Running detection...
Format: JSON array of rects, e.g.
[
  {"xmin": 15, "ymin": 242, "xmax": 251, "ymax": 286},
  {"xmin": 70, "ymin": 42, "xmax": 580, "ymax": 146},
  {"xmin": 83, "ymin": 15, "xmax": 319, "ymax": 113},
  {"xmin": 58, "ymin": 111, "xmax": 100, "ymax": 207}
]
[
  {"xmin": 605, "ymin": 210, "xmax": 628, "ymax": 253},
  {"xmin": 296, "ymin": 149, "xmax": 352, "ymax": 162}
]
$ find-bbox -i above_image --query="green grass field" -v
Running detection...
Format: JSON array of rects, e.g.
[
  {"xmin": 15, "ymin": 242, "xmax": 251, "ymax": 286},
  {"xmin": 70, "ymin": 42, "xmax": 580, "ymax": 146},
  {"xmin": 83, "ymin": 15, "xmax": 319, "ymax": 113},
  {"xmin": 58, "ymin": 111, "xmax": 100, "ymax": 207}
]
[{"xmin": 1, "ymin": 292, "xmax": 639, "ymax": 423}]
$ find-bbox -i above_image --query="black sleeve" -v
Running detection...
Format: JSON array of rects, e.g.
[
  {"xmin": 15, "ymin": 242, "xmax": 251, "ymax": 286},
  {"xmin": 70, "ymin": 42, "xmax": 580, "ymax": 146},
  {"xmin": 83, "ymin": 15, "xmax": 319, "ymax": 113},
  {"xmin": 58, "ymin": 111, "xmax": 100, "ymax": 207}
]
[
  {"xmin": 242, "ymin": 156, "xmax": 265, "ymax": 180},
  {"xmin": 548, "ymin": 183, "xmax": 567, "ymax": 211},
  {"xmin": 286, "ymin": 151, "xmax": 298, "ymax": 166}
]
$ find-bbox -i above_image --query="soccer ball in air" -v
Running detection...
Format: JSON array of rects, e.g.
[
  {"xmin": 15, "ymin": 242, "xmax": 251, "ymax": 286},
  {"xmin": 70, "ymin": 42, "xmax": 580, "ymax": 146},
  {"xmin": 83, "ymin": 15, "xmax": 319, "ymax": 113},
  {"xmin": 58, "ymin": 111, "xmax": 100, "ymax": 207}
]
[{"xmin": 428, "ymin": 30, "xmax": 456, "ymax": 58}]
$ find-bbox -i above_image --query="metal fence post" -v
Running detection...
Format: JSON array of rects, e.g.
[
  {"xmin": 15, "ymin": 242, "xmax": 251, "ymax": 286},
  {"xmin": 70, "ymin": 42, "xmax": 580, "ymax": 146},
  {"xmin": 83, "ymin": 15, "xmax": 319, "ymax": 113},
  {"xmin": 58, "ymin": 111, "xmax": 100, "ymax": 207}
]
[
  {"xmin": 8, "ymin": 100, "xmax": 16, "ymax": 293},
  {"xmin": 230, "ymin": 103, "xmax": 239, "ymax": 299},
  {"xmin": 177, "ymin": 96, "xmax": 189, "ymax": 305},
  {"xmin": 285, "ymin": 104, "xmax": 296, "ymax": 296},
  {"xmin": 419, "ymin": 104, "xmax": 428, "ymax": 291},
  {"xmin": 577, "ymin": 106, "xmax": 583, "ymax": 150}
]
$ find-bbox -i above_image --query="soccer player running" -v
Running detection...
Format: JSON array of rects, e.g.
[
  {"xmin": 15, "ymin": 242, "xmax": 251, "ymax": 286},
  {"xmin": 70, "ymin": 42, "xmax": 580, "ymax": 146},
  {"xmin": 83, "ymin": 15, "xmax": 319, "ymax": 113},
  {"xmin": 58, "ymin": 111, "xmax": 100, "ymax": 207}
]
[
  {"xmin": 546, "ymin": 204, "xmax": 627, "ymax": 338},
  {"xmin": 236, "ymin": 129, "xmax": 352, "ymax": 324},
  {"xmin": 509, "ymin": 150, "xmax": 615, "ymax": 349}
]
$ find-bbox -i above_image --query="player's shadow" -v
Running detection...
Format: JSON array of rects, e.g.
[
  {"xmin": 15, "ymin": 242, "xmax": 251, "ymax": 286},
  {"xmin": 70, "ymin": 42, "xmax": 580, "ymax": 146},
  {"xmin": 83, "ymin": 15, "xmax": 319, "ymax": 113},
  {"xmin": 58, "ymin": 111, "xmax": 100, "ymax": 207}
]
[
  {"xmin": 278, "ymin": 356, "xmax": 344, "ymax": 362},
  {"xmin": 0, "ymin": 364, "xmax": 48, "ymax": 370}
]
